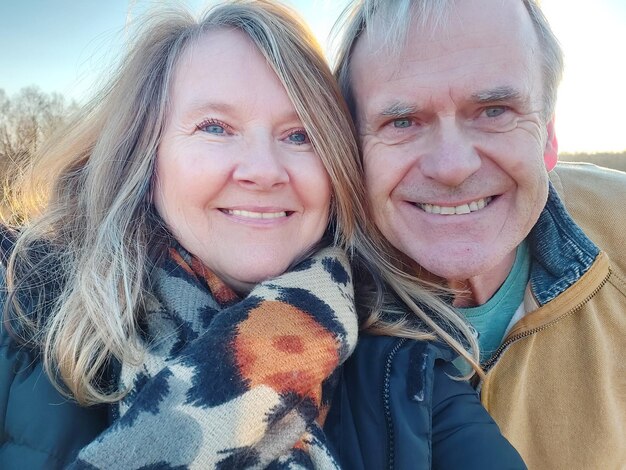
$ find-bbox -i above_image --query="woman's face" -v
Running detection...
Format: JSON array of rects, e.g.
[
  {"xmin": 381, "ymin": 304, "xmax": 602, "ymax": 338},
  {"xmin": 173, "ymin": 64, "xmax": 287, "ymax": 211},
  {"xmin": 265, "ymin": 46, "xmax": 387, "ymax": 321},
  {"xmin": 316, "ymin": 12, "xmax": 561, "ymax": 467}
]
[{"xmin": 154, "ymin": 29, "xmax": 331, "ymax": 293}]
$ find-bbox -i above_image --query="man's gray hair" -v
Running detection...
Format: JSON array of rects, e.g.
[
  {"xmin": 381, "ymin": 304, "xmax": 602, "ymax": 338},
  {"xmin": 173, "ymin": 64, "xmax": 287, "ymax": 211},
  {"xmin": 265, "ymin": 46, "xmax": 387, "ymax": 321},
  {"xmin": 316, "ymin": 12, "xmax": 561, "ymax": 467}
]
[{"xmin": 332, "ymin": 0, "xmax": 564, "ymax": 121}]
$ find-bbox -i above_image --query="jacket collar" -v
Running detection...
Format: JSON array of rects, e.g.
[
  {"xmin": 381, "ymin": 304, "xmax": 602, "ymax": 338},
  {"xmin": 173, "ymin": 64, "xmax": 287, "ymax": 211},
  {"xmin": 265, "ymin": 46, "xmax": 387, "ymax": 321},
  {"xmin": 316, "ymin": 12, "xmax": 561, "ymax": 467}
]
[{"xmin": 527, "ymin": 182, "xmax": 600, "ymax": 306}]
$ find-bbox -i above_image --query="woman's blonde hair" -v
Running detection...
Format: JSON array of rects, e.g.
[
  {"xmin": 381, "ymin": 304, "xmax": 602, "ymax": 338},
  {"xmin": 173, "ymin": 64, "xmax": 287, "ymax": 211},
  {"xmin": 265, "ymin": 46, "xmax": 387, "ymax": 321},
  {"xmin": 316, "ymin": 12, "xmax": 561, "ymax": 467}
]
[{"xmin": 4, "ymin": 0, "xmax": 480, "ymax": 406}]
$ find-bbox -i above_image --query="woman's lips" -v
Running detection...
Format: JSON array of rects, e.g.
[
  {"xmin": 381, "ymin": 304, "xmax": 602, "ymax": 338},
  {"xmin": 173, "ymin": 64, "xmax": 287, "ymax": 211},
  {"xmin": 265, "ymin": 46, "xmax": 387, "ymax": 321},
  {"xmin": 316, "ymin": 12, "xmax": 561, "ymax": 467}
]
[{"xmin": 220, "ymin": 208, "xmax": 291, "ymax": 219}]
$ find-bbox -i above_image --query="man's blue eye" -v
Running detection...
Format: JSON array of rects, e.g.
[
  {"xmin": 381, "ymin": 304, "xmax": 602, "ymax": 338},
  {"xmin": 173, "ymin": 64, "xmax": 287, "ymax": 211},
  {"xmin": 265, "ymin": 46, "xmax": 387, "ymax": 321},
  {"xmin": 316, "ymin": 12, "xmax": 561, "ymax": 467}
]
[
  {"xmin": 485, "ymin": 107, "xmax": 506, "ymax": 118},
  {"xmin": 203, "ymin": 124, "xmax": 225, "ymax": 134},
  {"xmin": 288, "ymin": 131, "xmax": 308, "ymax": 143},
  {"xmin": 393, "ymin": 118, "xmax": 412, "ymax": 128}
]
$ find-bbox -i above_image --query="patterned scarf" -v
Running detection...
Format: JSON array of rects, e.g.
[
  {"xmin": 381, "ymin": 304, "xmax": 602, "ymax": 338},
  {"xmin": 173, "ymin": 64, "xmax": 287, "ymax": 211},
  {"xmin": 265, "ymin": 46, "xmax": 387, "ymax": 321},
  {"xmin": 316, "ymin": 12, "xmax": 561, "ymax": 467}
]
[{"xmin": 71, "ymin": 245, "xmax": 358, "ymax": 469}]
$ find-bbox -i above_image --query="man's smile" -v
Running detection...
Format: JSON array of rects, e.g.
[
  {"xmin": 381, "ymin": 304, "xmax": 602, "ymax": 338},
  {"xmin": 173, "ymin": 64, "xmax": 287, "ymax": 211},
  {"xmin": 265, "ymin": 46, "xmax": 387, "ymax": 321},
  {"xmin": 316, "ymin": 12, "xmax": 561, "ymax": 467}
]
[{"xmin": 414, "ymin": 196, "xmax": 494, "ymax": 215}]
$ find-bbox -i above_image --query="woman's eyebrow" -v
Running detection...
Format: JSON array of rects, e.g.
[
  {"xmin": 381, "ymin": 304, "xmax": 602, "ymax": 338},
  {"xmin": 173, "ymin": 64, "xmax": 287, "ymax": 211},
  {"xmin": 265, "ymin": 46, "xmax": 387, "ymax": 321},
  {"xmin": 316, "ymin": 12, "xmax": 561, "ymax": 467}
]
[{"xmin": 183, "ymin": 100, "xmax": 236, "ymax": 116}]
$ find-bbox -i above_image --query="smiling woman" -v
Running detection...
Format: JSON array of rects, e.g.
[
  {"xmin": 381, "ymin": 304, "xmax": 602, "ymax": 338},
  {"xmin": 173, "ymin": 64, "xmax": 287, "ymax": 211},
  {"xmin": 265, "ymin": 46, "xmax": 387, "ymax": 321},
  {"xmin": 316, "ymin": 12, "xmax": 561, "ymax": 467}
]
[
  {"xmin": 153, "ymin": 28, "xmax": 332, "ymax": 293},
  {"xmin": 1, "ymin": 1, "xmax": 365, "ymax": 467}
]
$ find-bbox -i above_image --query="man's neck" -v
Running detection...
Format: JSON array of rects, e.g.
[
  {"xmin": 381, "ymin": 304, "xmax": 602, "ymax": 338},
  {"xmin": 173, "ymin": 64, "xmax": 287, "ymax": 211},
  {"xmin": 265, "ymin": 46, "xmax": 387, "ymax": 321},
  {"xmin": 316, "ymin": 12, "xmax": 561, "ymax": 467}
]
[{"xmin": 449, "ymin": 251, "xmax": 518, "ymax": 308}]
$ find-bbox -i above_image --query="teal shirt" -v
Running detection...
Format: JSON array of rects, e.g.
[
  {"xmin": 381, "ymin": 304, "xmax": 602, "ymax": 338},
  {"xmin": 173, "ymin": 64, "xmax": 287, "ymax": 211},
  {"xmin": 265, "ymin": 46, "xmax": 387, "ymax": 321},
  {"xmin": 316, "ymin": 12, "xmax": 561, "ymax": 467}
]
[{"xmin": 459, "ymin": 240, "xmax": 531, "ymax": 364}]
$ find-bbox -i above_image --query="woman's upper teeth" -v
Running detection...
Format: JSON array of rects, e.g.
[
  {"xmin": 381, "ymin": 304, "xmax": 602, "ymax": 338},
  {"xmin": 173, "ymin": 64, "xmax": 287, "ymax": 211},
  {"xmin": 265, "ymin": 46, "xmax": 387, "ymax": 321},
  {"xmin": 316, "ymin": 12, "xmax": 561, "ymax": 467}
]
[{"xmin": 226, "ymin": 209, "xmax": 287, "ymax": 219}]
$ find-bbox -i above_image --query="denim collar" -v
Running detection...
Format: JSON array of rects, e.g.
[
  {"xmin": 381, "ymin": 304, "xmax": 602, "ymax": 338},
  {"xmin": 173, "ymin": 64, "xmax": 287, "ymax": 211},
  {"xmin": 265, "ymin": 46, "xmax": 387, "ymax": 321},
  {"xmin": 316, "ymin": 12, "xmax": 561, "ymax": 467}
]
[{"xmin": 528, "ymin": 182, "xmax": 600, "ymax": 306}]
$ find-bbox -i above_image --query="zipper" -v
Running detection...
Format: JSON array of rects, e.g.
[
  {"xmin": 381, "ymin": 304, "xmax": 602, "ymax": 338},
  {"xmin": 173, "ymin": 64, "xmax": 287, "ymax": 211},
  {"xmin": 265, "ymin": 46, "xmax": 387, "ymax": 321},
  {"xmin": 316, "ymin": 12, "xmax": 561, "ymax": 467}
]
[
  {"xmin": 482, "ymin": 270, "xmax": 611, "ymax": 373},
  {"xmin": 383, "ymin": 337, "xmax": 407, "ymax": 470}
]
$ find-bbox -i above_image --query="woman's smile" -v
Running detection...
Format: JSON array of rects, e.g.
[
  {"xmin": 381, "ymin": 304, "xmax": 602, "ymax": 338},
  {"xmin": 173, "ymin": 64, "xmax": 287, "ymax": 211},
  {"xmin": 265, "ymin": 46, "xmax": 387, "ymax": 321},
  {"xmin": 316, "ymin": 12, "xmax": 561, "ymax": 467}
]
[{"xmin": 153, "ymin": 28, "xmax": 331, "ymax": 293}]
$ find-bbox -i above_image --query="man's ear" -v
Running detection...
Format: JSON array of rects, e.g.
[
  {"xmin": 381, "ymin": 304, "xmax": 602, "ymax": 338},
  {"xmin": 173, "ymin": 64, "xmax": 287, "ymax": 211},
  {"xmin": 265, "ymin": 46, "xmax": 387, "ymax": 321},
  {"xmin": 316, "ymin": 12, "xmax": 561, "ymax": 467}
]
[{"xmin": 544, "ymin": 116, "xmax": 558, "ymax": 172}]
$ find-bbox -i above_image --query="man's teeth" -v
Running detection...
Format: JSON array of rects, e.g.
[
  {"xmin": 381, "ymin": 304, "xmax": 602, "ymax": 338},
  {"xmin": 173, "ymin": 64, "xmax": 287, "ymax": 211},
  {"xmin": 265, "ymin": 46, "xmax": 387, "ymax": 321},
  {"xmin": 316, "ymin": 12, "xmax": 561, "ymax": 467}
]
[
  {"xmin": 225, "ymin": 209, "xmax": 287, "ymax": 219},
  {"xmin": 418, "ymin": 197, "xmax": 492, "ymax": 215}
]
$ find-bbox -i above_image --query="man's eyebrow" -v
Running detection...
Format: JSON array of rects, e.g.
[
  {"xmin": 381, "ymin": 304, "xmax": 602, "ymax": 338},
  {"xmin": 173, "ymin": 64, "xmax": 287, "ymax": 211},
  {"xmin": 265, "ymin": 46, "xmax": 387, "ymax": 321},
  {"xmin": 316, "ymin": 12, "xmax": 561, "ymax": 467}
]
[
  {"xmin": 471, "ymin": 86, "xmax": 523, "ymax": 103},
  {"xmin": 379, "ymin": 102, "xmax": 421, "ymax": 117}
]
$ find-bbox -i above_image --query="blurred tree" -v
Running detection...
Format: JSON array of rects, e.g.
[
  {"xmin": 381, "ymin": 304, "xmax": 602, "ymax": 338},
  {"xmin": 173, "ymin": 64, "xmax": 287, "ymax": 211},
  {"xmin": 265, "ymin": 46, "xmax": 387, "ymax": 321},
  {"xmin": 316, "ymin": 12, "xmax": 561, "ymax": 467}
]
[
  {"xmin": 0, "ymin": 87, "xmax": 78, "ymax": 219},
  {"xmin": 0, "ymin": 86, "xmax": 77, "ymax": 168}
]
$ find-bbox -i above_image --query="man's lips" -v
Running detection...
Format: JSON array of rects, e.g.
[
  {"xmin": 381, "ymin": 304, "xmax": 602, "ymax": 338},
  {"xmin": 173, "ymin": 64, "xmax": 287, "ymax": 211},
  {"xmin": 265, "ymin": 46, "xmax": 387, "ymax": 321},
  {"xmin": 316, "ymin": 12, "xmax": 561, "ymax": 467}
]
[{"xmin": 413, "ymin": 196, "xmax": 494, "ymax": 215}]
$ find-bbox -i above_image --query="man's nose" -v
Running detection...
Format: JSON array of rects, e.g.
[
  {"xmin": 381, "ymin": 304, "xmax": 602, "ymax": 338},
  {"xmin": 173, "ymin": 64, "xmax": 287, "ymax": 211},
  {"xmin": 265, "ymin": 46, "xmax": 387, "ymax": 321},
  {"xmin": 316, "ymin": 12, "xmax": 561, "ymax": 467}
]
[
  {"xmin": 418, "ymin": 118, "xmax": 481, "ymax": 187},
  {"xmin": 233, "ymin": 136, "xmax": 290, "ymax": 190}
]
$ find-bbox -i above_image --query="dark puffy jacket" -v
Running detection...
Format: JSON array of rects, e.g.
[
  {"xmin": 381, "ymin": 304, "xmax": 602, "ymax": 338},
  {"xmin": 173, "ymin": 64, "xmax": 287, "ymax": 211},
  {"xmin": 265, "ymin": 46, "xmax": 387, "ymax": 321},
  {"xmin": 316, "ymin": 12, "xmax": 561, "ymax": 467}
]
[
  {"xmin": 0, "ymin": 231, "xmax": 108, "ymax": 469},
  {"xmin": 0, "ymin": 329, "xmax": 108, "ymax": 469},
  {"xmin": 325, "ymin": 334, "xmax": 526, "ymax": 469}
]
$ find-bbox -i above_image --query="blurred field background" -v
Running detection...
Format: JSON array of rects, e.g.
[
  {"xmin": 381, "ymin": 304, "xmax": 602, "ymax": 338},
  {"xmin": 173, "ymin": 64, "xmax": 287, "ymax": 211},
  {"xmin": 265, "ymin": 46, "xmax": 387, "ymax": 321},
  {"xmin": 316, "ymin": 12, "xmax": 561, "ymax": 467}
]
[{"xmin": 560, "ymin": 152, "xmax": 626, "ymax": 172}]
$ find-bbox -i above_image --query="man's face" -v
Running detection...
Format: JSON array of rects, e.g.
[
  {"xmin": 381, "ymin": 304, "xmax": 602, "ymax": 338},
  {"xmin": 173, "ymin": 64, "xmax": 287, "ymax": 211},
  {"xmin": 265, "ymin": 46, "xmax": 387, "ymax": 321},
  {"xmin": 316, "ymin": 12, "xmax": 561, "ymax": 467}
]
[{"xmin": 350, "ymin": 0, "xmax": 555, "ymax": 285}]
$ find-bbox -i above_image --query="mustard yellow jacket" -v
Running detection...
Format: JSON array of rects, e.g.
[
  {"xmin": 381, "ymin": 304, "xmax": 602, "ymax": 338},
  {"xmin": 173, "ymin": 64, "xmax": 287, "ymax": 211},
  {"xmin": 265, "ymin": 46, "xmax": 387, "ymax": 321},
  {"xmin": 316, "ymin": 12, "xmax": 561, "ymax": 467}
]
[{"xmin": 481, "ymin": 162, "xmax": 626, "ymax": 469}]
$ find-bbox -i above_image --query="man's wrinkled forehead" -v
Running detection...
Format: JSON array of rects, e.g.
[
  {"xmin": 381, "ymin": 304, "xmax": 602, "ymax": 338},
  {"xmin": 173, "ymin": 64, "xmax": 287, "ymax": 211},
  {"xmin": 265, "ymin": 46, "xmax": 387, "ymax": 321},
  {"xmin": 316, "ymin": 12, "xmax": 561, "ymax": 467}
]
[
  {"xmin": 348, "ymin": 0, "xmax": 540, "ymax": 112},
  {"xmin": 353, "ymin": 0, "xmax": 536, "ymax": 61}
]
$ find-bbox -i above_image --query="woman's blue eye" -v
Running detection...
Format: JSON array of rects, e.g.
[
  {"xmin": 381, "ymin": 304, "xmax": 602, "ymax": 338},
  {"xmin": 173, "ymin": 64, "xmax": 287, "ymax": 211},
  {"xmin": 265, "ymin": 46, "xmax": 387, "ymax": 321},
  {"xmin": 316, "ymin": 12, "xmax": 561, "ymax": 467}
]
[
  {"xmin": 393, "ymin": 118, "xmax": 412, "ymax": 128},
  {"xmin": 203, "ymin": 124, "xmax": 225, "ymax": 134},
  {"xmin": 485, "ymin": 107, "xmax": 506, "ymax": 118},
  {"xmin": 288, "ymin": 131, "xmax": 309, "ymax": 144}
]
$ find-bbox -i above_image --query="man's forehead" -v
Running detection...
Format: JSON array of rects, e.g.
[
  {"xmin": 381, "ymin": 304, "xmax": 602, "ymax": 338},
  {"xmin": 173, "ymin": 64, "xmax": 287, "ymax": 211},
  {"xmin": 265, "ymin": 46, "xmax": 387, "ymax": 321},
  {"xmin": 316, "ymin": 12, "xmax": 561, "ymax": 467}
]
[
  {"xmin": 350, "ymin": 0, "xmax": 536, "ymax": 67},
  {"xmin": 348, "ymin": 0, "xmax": 540, "ymax": 114}
]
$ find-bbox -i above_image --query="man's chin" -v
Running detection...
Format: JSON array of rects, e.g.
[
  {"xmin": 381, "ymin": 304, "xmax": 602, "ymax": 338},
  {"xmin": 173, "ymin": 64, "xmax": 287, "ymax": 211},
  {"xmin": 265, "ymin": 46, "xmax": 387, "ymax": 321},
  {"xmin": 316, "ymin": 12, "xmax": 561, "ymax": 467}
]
[{"xmin": 416, "ymin": 248, "xmax": 518, "ymax": 300}]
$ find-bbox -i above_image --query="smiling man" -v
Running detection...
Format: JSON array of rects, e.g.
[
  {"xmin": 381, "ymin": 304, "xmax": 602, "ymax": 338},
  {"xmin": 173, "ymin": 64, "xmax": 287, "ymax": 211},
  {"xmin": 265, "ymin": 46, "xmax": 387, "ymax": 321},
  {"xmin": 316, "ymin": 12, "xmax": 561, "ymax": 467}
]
[{"xmin": 334, "ymin": 0, "xmax": 626, "ymax": 467}]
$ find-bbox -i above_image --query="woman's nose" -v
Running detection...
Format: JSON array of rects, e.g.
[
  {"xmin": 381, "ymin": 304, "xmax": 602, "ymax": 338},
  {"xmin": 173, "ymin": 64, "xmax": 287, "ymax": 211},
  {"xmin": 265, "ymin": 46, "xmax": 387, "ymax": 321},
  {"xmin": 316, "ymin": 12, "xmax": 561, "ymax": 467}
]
[{"xmin": 232, "ymin": 137, "xmax": 290, "ymax": 190}]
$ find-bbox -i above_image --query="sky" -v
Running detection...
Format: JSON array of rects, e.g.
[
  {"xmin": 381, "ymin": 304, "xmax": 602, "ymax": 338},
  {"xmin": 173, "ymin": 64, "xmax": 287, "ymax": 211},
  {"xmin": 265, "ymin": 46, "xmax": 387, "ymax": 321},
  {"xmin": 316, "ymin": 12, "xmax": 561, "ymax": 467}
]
[{"xmin": 1, "ymin": 0, "xmax": 625, "ymax": 153}]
